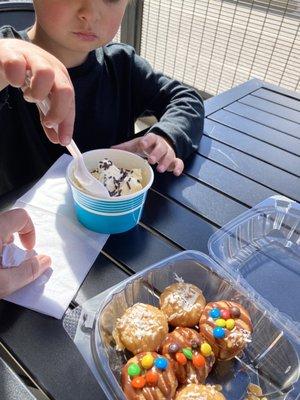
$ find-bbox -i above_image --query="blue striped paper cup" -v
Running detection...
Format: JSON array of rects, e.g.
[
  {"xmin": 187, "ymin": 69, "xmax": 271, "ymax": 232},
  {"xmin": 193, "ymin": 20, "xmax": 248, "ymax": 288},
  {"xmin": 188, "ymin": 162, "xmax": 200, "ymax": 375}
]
[{"xmin": 66, "ymin": 149, "xmax": 154, "ymax": 234}]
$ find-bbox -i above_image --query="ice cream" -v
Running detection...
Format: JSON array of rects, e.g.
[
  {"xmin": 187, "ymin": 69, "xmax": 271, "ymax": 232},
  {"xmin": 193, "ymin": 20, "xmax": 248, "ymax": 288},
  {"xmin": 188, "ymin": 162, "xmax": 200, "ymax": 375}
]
[{"xmin": 90, "ymin": 158, "xmax": 143, "ymax": 197}]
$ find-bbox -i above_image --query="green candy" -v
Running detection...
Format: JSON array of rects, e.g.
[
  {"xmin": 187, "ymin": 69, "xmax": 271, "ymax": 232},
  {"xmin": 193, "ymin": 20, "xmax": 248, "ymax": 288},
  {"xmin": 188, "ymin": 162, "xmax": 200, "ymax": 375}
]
[
  {"xmin": 128, "ymin": 363, "xmax": 141, "ymax": 377},
  {"xmin": 182, "ymin": 348, "xmax": 193, "ymax": 360}
]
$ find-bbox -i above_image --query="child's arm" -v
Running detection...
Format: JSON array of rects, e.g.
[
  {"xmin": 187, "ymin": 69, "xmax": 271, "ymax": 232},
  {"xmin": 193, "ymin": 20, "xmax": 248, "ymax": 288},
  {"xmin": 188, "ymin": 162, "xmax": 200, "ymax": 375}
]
[
  {"xmin": 112, "ymin": 47, "xmax": 204, "ymax": 176},
  {"xmin": 0, "ymin": 38, "xmax": 75, "ymax": 145}
]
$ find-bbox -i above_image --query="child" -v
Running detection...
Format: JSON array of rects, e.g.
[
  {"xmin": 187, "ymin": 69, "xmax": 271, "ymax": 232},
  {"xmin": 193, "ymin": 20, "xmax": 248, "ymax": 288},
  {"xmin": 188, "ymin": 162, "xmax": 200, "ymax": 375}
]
[{"xmin": 0, "ymin": 0, "xmax": 204, "ymax": 196}]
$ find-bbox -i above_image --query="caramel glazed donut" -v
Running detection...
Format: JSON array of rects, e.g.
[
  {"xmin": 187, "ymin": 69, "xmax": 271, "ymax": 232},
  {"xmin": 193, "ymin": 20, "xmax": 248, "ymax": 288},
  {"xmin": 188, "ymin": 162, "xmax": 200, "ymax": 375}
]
[
  {"xmin": 160, "ymin": 327, "xmax": 215, "ymax": 385},
  {"xmin": 199, "ymin": 301, "xmax": 253, "ymax": 361},
  {"xmin": 122, "ymin": 352, "xmax": 178, "ymax": 400}
]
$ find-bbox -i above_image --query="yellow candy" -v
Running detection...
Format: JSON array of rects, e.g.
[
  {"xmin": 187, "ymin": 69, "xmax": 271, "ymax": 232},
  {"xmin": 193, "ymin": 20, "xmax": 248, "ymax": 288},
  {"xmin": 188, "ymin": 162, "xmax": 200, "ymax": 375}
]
[
  {"xmin": 141, "ymin": 353, "xmax": 154, "ymax": 369},
  {"xmin": 215, "ymin": 318, "xmax": 226, "ymax": 327},
  {"xmin": 226, "ymin": 319, "xmax": 235, "ymax": 330},
  {"xmin": 201, "ymin": 343, "xmax": 212, "ymax": 357}
]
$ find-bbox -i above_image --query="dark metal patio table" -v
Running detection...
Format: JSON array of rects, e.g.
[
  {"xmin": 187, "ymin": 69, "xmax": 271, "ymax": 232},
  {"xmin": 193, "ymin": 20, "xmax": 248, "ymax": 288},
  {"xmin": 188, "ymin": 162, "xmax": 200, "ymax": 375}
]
[{"xmin": 0, "ymin": 78, "xmax": 299, "ymax": 399}]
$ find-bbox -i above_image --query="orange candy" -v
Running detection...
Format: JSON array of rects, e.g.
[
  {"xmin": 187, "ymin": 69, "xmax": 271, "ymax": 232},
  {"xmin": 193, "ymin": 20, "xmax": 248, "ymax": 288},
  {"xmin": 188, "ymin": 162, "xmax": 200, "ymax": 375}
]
[
  {"xmin": 145, "ymin": 371, "xmax": 159, "ymax": 385},
  {"xmin": 192, "ymin": 354, "xmax": 206, "ymax": 368},
  {"xmin": 175, "ymin": 352, "xmax": 187, "ymax": 365},
  {"xmin": 131, "ymin": 376, "xmax": 146, "ymax": 389}
]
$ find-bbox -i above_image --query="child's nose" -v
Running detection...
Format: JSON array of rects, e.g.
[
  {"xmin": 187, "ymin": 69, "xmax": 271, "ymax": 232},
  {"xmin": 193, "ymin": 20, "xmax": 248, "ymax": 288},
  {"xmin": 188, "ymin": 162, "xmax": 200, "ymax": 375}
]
[{"xmin": 78, "ymin": 0, "xmax": 100, "ymax": 23}]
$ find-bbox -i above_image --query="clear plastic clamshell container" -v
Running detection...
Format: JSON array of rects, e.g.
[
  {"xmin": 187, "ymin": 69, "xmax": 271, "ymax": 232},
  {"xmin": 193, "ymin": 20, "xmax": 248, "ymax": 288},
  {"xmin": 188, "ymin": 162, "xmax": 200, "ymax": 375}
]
[{"xmin": 91, "ymin": 196, "xmax": 300, "ymax": 400}]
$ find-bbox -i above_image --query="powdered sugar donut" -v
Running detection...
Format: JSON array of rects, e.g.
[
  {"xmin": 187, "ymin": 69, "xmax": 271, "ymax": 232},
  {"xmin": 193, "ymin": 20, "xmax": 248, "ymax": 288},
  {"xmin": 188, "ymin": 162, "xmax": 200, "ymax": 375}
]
[
  {"xmin": 160, "ymin": 283, "xmax": 206, "ymax": 327},
  {"xmin": 113, "ymin": 303, "xmax": 169, "ymax": 354}
]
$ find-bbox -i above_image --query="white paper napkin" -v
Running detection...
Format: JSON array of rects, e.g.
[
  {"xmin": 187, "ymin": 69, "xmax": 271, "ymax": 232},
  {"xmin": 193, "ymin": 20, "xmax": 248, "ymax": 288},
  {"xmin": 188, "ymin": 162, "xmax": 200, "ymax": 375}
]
[{"xmin": 4, "ymin": 154, "xmax": 109, "ymax": 319}]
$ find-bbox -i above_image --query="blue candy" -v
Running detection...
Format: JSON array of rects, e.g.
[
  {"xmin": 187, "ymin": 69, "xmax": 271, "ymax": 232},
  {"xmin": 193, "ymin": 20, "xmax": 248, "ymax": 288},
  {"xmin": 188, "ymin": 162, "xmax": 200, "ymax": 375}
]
[
  {"xmin": 210, "ymin": 308, "xmax": 221, "ymax": 319},
  {"xmin": 154, "ymin": 357, "xmax": 168, "ymax": 370},
  {"xmin": 213, "ymin": 327, "xmax": 225, "ymax": 339}
]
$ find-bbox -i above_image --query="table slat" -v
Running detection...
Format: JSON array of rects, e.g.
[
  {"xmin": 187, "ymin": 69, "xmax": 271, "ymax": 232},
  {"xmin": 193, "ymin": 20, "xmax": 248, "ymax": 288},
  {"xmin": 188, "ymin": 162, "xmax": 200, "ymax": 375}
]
[
  {"xmin": 204, "ymin": 119, "xmax": 300, "ymax": 177},
  {"xmin": 239, "ymin": 94, "xmax": 300, "ymax": 124},
  {"xmin": 208, "ymin": 109, "xmax": 300, "ymax": 155},
  {"xmin": 185, "ymin": 154, "xmax": 277, "ymax": 206},
  {"xmin": 225, "ymin": 102, "xmax": 300, "ymax": 139},
  {"xmin": 0, "ymin": 304, "xmax": 105, "ymax": 400},
  {"xmin": 142, "ymin": 191, "xmax": 218, "ymax": 252},
  {"xmin": 152, "ymin": 173, "xmax": 248, "ymax": 227},
  {"xmin": 252, "ymin": 88, "xmax": 300, "ymax": 112},
  {"xmin": 103, "ymin": 223, "xmax": 178, "ymax": 271},
  {"xmin": 204, "ymin": 79, "xmax": 263, "ymax": 116},
  {"xmin": 0, "ymin": 358, "xmax": 36, "ymax": 400},
  {"xmin": 198, "ymin": 136, "xmax": 300, "ymax": 202},
  {"xmin": 75, "ymin": 254, "xmax": 129, "ymax": 305}
]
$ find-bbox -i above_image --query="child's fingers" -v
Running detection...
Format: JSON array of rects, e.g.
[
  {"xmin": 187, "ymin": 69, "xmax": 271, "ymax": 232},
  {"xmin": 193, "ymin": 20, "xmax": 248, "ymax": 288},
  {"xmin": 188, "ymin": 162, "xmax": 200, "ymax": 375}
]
[
  {"xmin": 111, "ymin": 137, "xmax": 142, "ymax": 153},
  {"xmin": 156, "ymin": 148, "xmax": 175, "ymax": 172},
  {"xmin": 147, "ymin": 140, "xmax": 169, "ymax": 165},
  {"xmin": 140, "ymin": 132, "xmax": 159, "ymax": 153},
  {"xmin": 171, "ymin": 158, "xmax": 184, "ymax": 176}
]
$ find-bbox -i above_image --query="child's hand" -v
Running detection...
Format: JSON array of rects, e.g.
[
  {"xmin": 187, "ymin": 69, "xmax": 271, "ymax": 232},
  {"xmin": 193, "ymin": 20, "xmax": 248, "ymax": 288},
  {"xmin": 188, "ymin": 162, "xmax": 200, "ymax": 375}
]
[
  {"xmin": 0, "ymin": 39, "xmax": 75, "ymax": 145},
  {"xmin": 111, "ymin": 132, "xmax": 184, "ymax": 176}
]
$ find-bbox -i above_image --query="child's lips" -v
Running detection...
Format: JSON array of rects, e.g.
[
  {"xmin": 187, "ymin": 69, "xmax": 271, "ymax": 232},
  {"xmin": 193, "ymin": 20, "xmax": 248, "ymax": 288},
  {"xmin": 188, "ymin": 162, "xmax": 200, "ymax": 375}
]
[{"xmin": 73, "ymin": 32, "xmax": 98, "ymax": 41}]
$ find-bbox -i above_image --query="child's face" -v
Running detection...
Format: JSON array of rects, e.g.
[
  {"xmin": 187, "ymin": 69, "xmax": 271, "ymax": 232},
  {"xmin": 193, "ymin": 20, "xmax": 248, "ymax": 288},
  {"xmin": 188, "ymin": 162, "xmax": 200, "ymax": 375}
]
[{"xmin": 33, "ymin": 0, "xmax": 128, "ymax": 58}]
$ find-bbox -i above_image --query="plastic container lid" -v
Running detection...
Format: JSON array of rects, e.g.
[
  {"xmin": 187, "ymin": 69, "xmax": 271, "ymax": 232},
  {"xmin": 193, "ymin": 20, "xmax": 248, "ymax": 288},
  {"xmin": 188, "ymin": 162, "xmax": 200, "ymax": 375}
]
[{"xmin": 209, "ymin": 195, "xmax": 300, "ymax": 344}]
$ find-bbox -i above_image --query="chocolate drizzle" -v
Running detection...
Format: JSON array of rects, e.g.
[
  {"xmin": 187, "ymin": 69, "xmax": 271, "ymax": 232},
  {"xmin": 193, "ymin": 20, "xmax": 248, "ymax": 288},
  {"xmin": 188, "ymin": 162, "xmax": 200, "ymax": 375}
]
[{"xmin": 91, "ymin": 158, "xmax": 143, "ymax": 197}]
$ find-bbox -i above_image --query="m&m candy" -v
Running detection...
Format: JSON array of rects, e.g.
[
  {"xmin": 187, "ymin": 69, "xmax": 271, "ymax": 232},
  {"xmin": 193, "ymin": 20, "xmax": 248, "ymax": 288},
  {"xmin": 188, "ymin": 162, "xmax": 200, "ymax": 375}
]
[
  {"xmin": 215, "ymin": 318, "xmax": 226, "ymax": 327},
  {"xmin": 200, "ymin": 342, "xmax": 212, "ymax": 357},
  {"xmin": 154, "ymin": 357, "xmax": 168, "ymax": 370},
  {"xmin": 210, "ymin": 308, "xmax": 221, "ymax": 319},
  {"xmin": 175, "ymin": 352, "xmax": 187, "ymax": 365},
  {"xmin": 141, "ymin": 354, "xmax": 154, "ymax": 369},
  {"xmin": 182, "ymin": 348, "xmax": 193, "ymax": 360},
  {"xmin": 145, "ymin": 371, "xmax": 159, "ymax": 385},
  {"xmin": 131, "ymin": 376, "xmax": 146, "ymax": 389},
  {"xmin": 213, "ymin": 327, "xmax": 225, "ymax": 339},
  {"xmin": 168, "ymin": 343, "xmax": 180, "ymax": 353},
  {"xmin": 230, "ymin": 306, "xmax": 241, "ymax": 318},
  {"xmin": 220, "ymin": 309, "xmax": 231, "ymax": 320},
  {"xmin": 128, "ymin": 363, "xmax": 141, "ymax": 377},
  {"xmin": 192, "ymin": 354, "xmax": 205, "ymax": 368},
  {"xmin": 226, "ymin": 319, "xmax": 235, "ymax": 330}
]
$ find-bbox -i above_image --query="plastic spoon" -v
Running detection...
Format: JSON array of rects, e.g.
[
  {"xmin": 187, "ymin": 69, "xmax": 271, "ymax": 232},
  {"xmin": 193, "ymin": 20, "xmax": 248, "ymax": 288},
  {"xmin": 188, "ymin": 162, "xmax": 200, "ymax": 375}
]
[
  {"xmin": 65, "ymin": 140, "xmax": 110, "ymax": 198},
  {"xmin": 23, "ymin": 76, "xmax": 110, "ymax": 198}
]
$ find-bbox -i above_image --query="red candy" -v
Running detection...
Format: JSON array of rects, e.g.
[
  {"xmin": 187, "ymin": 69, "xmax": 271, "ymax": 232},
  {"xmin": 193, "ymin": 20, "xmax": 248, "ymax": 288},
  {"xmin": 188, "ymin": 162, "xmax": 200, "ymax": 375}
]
[
  {"xmin": 131, "ymin": 376, "xmax": 146, "ymax": 389},
  {"xmin": 220, "ymin": 309, "xmax": 231, "ymax": 320}
]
